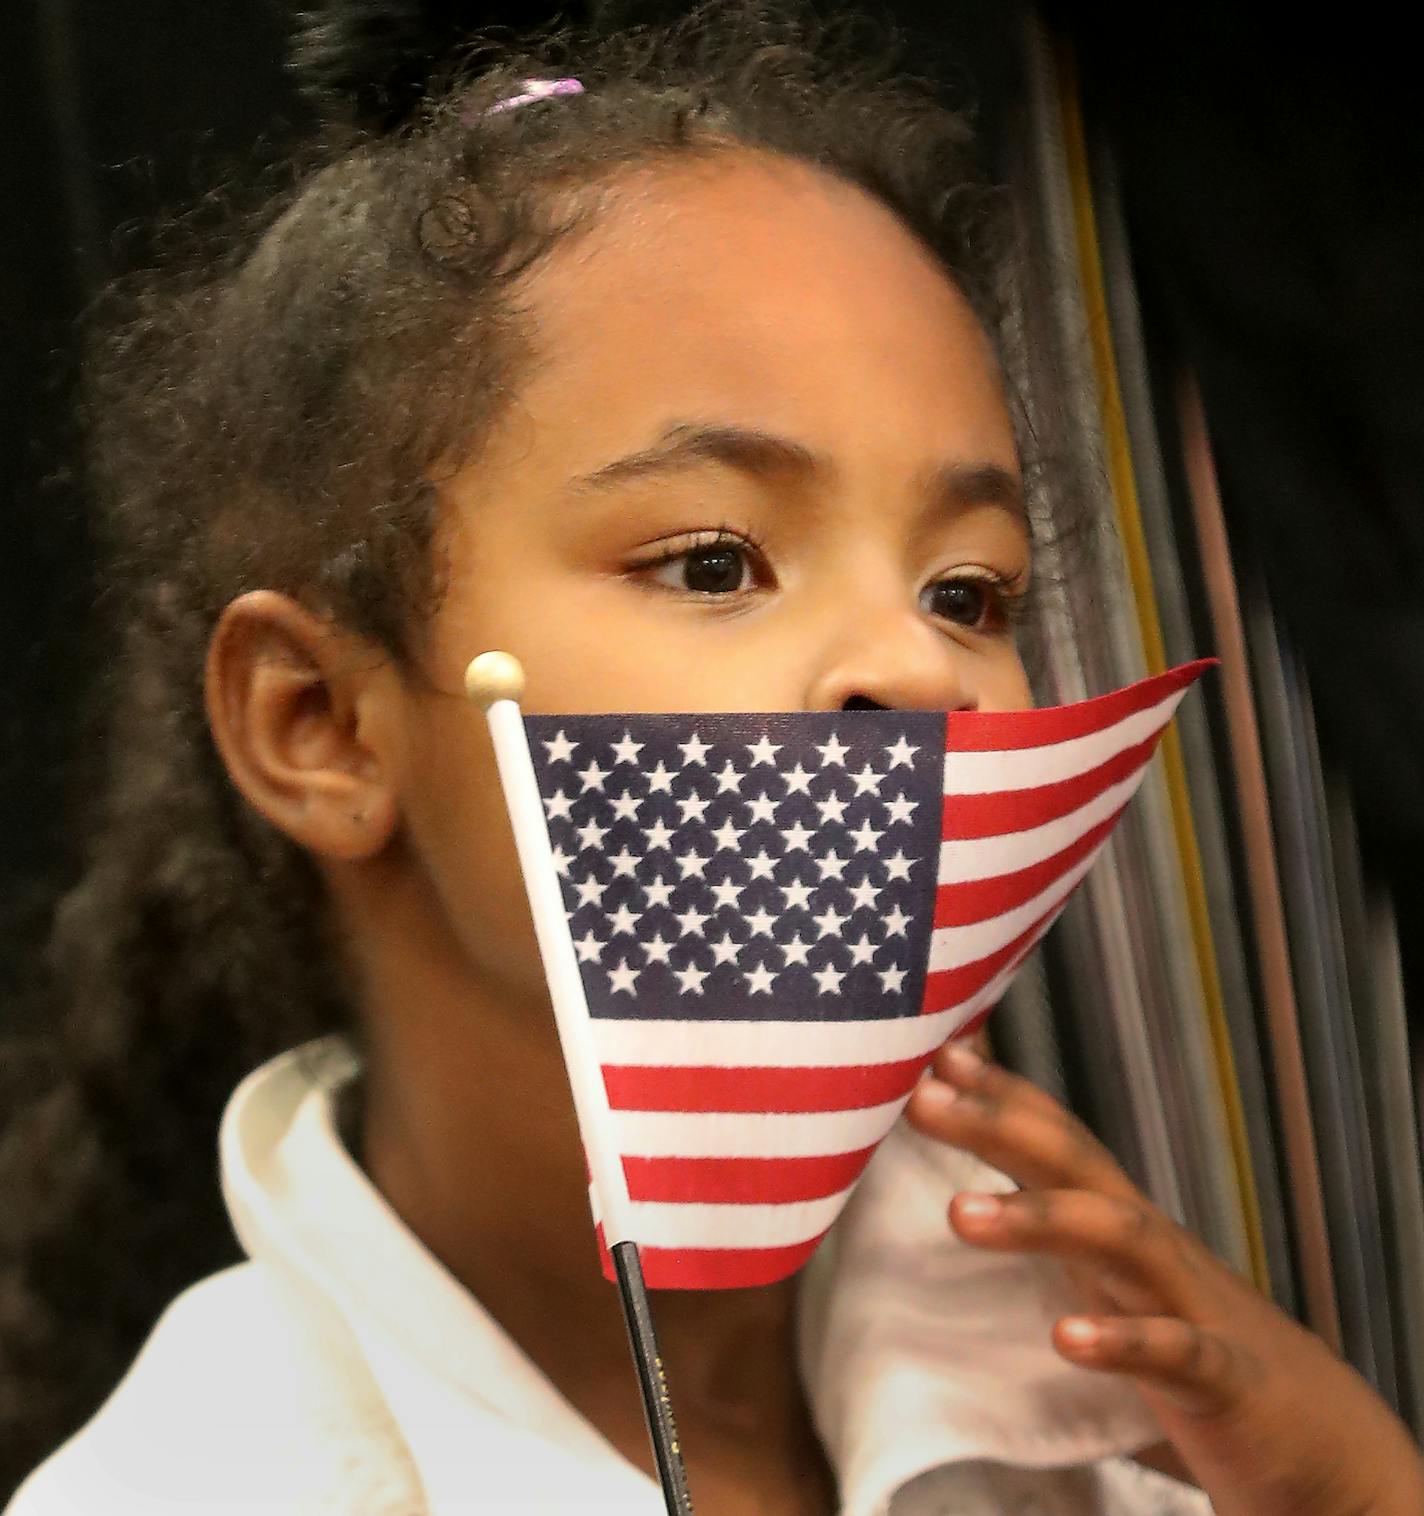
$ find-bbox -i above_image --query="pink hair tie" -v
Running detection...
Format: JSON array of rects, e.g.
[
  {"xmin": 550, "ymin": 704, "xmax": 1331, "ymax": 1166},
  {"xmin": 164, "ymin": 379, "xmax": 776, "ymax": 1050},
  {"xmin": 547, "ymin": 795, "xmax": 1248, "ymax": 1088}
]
[{"xmin": 486, "ymin": 77, "xmax": 585, "ymax": 115}]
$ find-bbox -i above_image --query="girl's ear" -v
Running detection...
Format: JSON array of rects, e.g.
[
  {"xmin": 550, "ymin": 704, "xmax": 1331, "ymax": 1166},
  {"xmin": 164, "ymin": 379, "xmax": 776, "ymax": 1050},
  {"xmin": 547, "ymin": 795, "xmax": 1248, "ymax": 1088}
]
[{"xmin": 204, "ymin": 589, "xmax": 403, "ymax": 860}]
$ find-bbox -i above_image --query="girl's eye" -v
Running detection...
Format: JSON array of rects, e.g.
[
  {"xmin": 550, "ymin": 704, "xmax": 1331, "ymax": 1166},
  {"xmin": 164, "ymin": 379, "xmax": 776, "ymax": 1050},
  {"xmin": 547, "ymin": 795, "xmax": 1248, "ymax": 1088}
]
[
  {"xmin": 640, "ymin": 531, "xmax": 764, "ymax": 596},
  {"xmin": 920, "ymin": 574, "xmax": 1016, "ymax": 633}
]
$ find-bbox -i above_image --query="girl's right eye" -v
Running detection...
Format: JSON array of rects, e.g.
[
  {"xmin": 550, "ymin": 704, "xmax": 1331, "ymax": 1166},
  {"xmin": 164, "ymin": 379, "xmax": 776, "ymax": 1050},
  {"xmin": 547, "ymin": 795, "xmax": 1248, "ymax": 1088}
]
[{"xmin": 637, "ymin": 529, "xmax": 768, "ymax": 597}]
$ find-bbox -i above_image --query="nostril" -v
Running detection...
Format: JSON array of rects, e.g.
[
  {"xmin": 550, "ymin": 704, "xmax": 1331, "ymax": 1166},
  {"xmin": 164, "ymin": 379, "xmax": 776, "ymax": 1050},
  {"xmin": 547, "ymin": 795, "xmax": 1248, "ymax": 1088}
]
[{"xmin": 841, "ymin": 694, "xmax": 889, "ymax": 712}]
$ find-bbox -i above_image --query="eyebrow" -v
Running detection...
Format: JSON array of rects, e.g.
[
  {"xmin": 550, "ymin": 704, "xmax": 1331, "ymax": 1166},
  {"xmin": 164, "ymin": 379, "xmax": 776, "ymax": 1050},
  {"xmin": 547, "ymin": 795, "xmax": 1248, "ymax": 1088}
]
[
  {"xmin": 571, "ymin": 422, "xmax": 827, "ymax": 491},
  {"xmin": 570, "ymin": 420, "xmax": 1026, "ymax": 525},
  {"xmin": 920, "ymin": 460, "xmax": 1028, "ymax": 526}
]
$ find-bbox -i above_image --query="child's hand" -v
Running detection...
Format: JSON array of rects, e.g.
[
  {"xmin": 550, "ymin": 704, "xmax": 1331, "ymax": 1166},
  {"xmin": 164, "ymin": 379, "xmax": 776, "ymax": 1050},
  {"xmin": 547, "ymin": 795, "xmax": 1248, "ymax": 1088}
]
[{"xmin": 904, "ymin": 1041, "xmax": 1424, "ymax": 1516}]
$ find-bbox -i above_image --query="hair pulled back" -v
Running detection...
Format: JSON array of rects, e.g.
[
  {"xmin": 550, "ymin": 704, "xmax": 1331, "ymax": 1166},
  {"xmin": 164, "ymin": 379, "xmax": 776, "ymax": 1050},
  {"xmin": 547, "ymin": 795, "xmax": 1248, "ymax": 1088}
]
[{"xmin": 0, "ymin": 1, "xmax": 1010, "ymax": 1485}]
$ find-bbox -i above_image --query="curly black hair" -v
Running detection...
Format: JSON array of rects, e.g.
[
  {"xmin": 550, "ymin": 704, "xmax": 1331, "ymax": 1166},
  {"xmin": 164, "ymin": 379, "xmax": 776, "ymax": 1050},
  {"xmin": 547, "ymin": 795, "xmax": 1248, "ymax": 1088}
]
[{"xmin": 0, "ymin": 0, "xmax": 1040, "ymax": 1489}]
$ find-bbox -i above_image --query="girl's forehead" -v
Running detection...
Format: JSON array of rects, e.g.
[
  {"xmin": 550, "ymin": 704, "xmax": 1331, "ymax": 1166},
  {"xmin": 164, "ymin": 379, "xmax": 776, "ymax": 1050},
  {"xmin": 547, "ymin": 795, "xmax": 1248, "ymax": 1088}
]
[{"xmin": 508, "ymin": 154, "xmax": 1017, "ymax": 480}]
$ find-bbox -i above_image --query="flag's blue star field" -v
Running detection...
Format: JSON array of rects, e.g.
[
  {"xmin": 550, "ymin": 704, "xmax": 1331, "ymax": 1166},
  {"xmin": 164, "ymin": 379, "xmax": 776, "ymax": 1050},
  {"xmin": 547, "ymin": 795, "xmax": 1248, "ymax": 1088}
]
[{"xmin": 525, "ymin": 712, "xmax": 944, "ymax": 1022}]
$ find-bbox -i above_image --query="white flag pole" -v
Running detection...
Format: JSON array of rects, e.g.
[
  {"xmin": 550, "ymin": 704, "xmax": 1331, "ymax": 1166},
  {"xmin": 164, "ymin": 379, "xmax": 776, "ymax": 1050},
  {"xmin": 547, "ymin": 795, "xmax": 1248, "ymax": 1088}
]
[
  {"xmin": 463, "ymin": 652, "xmax": 635, "ymax": 1247},
  {"xmin": 464, "ymin": 653, "xmax": 695, "ymax": 1516}
]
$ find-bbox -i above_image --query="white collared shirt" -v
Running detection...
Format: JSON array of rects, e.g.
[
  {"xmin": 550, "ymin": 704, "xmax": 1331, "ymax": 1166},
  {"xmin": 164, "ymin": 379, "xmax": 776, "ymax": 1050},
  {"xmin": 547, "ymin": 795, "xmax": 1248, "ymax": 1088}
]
[{"xmin": 9, "ymin": 1039, "xmax": 1213, "ymax": 1514}]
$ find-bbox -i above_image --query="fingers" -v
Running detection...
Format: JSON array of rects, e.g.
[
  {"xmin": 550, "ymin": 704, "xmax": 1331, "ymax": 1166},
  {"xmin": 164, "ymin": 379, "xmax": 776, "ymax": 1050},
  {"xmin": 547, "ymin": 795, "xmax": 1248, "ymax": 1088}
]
[
  {"xmin": 906, "ymin": 1042, "xmax": 1140, "ymax": 1203},
  {"xmin": 948, "ymin": 1186, "xmax": 1195, "ymax": 1317},
  {"xmin": 1053, "ymin": 1313, "xmax": 1250, "ymax": 1418}
]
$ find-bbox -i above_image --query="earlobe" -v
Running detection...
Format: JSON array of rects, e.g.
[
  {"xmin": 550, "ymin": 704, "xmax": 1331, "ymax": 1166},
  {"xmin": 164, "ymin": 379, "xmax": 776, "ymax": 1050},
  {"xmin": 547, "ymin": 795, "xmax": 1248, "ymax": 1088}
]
[{"xmin": 204, "ymin": 590, "xmax": 400, "ymax": 861}]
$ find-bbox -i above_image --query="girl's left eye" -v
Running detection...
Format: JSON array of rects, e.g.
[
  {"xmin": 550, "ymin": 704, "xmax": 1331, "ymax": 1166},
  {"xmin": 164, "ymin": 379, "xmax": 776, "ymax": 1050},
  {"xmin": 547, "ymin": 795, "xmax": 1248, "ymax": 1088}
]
[{"xmin": 919, "ymin": 573, "xmax": 1020, "ymax": 633}]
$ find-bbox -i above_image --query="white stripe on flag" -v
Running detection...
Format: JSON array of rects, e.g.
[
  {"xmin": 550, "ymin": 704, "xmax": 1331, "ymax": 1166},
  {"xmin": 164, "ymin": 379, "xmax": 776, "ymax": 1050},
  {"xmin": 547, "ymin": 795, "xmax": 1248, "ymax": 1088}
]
[
  {"xmin": 926, "ymin": 838, "xmax": 1106, "ymax": 972},
  {"xmin": 593, "ymin": 1190, "xmax": 848, "ymax": 1250},
  {"xmin": 941, "ymin": 688, "xmax": 1186, "ymax": 795},
  {"xmin": 590, "ymin": 1006, "xmax": 960, "ymax": 1069},
  {"xmin": 610, "ymin": 1095, "xmax": 910, "ymax": 1158},
  {"xmin": 939, "ymin": 764, "xmax": 1146, "ymax": 884}
]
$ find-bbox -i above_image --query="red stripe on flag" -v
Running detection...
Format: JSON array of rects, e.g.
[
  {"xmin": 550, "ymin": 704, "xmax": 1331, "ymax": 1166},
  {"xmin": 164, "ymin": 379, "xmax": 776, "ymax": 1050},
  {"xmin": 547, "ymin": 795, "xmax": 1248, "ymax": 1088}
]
[
  {"xmin": 622, "ymin": 1147, "xmax": 877, "ymax": 1205},
  {"xmin": 942, "ymin": 734, "xmax": 1158, "ymax": 839},
  {"xmin": 597, "ymin": 1226, "xmax": 833, "ymax": 1289},
  {"xmin": 922, "ymin": 897, "xmax": 1062, "ymax": 1011},
  {"xmin": 933, "ymin": 804, "xmax": 1126, "ymax": 925},
  {"xmin": 602, "ymin": 1058, "xmax": 928, "ymax": 1113},
  {"xmin": 941, "ymin": 659, "xmax": 1211, "ymax": 753}
]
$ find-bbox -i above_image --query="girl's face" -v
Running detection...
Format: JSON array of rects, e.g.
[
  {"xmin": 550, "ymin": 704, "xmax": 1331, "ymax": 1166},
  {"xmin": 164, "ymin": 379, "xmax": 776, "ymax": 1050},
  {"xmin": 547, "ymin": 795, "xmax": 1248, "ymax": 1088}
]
[{"xmin": 379, "ymin": 154, "xmax": 1032, "ymax": 1010}]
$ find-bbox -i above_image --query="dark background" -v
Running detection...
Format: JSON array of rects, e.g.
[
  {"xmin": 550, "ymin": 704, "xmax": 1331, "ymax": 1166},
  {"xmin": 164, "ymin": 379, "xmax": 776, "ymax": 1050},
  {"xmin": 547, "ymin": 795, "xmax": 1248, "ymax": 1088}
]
[{"xmin": 4, "ymin": 1, "xmax": 1420, "ymax": 1010}]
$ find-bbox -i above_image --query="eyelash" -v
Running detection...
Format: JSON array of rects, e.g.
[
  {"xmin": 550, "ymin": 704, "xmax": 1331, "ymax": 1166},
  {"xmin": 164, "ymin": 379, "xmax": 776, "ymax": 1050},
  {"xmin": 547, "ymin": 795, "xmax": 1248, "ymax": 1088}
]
[{"xmin": 632, "ymin": 526, "xmax": 1030, "ymax": 634}]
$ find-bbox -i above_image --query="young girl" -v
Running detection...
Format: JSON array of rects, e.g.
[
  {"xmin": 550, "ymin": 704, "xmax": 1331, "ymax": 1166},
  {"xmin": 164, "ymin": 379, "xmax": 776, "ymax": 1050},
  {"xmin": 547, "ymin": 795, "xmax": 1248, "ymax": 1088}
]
[{"xmin": 4, "ymin": 7, "xmax": 1421, "ymax": 1513}]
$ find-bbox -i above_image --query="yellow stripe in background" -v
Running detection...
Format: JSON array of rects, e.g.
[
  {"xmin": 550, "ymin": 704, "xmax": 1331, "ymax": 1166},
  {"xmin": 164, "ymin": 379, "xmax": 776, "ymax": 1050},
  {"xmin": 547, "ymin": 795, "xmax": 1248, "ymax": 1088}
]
[{"xmin": 1054, "ymin": 42, "xmax": 1272, "ymax": 1297}]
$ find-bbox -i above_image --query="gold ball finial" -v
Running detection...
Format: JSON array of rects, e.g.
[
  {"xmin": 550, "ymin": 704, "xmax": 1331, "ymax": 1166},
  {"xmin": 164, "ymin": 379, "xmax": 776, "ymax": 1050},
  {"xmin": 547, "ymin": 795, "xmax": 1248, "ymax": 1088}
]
[{"xmin": 463, "ymin": 651, "xmax": 526, "ymax": 708}]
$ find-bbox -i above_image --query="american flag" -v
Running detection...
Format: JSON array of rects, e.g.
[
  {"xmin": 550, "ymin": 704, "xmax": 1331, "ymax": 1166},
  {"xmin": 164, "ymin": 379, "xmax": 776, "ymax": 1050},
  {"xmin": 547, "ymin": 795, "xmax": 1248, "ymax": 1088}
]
[{"xmin": 523, "ymin": 660, "xmax": 1209, "ymax": 1289}]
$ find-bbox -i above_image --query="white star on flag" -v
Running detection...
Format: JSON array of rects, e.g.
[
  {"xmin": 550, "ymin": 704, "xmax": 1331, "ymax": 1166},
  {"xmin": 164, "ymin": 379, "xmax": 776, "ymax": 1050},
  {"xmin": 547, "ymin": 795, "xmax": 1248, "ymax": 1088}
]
[
  {"xmin": 674, "ymin": 961, "xmax": 708, "ymax": 994},
  {"xmin": 847, "ymin": 933, "xmax": 877, "ymax": 966},
  {"xmin": 641, "ymin": 933, "xmax": 674, "ymax": 965},
  {"xmin": 642, "ymin": 818, "xmax": 675, "ymax": 851},
  {"xmin": 815, "ymin": 850, "xmax": 848, "ymax": 882},
  {"xmin": 714, "ymin": 761, "xmax": 745, "ymax": 794},
  {"xmin": 709, "ymin": 933, "xmax": 741, "ymax": 966},
  {"xmin": 878, "ymin": 964, "xmax": 907, "ymax": 993},
  {"xmin": 782, "ymin": 763, "xmax": 814, "ymax": 795},
  {"xmin": 848, "ymin": 818, "xmax": 884, "ymax": 852},
  {"xmin": 577, "ymin": 759, "xmax": 609, "ymax": 792},
  {"xmin": 850, "ymin": 763, "xmax": 884, "ymax": 796},
  {"xmin": 781, "ymin": 933, "xmax": 812, "ymax": 966},
  {"xmin": 676, "ymin": 793, "xmax": 710, "ymax": 824},
  {"xmin": 711, "ymin": 818, "xmax": 745, "ymax": 851},
  {"xmin": 884, "ymin": 850, "xmax": 912, "ymax": 882},
  {"xmin": 708, "ymin": 878, "xmax": 744, "ymax": 910},
  {"xmin": 675, "ymin": 849, "xmax": 710, "ymax": 880},
  {"xmin": 745, "ymin": 792, "xmax": 779, "ymax": 824},
  {"xmin": 608, "ymin": 959, "xmax": 640, "ymax": 994},
  {"xmin": 815, "ymin": 733, "xmax": 850, "ymax": 767},
  {"xmin": 609, "ymin": 790, "xmax": 642, "ymax": 821},
  {"xmin": 608, "ymin": 847, "xmax": 640, "ymax": 879},
  {"xmin": 745, "ymin": 962, "xmax": 778, "ymax": 994},
  {"xmin": 813, "ymin": 963, "xmax": 846, "ymax": 995},
  {"xmin": 746, "ymin": 735, "xmax": 781, "ymax": 765},
  {"xmin": 745, "ymin": 906, "xmax": 777, "ymax": 938},
  {"xmin": 885, "ymin": 792, "xmax": 916, "ymax": 825},
  {"xmin": 575, "ymin": 818, "xmax": 609, "ymax": 851},
  {"xmin": 678, "ymin": 733, "xmax": 712, "ymax": 765},
  {"xmin": 814, "ymin": 793, "xmax": 849, "ymax": 825},
  {"xmin": 747, "ymin": 850, "xmax": 777, "ymax": 881},
  {"xmin": 610, "ymin": 732, "xmax": 644, "ymax": 765},
  {"xmin": 780, "ymin": 820, "xmax": 814, "ymax": 852},
  {"xmin": 813, "ymin": 904, "xmax": 846, "ymax": 938},
  {"xmin": 606, "ymin": 904, "xmax": 641, "ymax": 936},
  {"xmin": 674, "ymin": 904, "xmax": 709, "ymax": 937},
  {"xmin": 542, "ymin": 730, "xmax": 576, "ymax": 764}
]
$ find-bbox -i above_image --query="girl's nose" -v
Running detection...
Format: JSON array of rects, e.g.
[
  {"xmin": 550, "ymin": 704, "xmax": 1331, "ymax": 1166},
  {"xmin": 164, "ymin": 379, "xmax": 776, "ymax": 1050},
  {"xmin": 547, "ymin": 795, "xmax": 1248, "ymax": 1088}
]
[{"xmin": 803, "ymin": 607, "xmax": 980, "ymax": 714}]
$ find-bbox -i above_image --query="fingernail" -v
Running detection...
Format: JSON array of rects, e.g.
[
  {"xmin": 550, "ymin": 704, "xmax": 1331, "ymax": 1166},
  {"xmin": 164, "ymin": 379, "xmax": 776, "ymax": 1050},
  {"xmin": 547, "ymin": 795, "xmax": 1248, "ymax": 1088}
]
[
  {"xmin": 944, "ymin": 1044, "xmax": 984, "ymax": 1079},
  {"xmin": 956, "ymin": 1193, "xmax": 1001, "ymax": 1221},
  {"xmin": 916, "ymin": 1077, "xmax": 958, "ymax": 1111},
  {"xmin": 1060, "ymin": 1318, "xmax": 1101, "ymax": 1348}
]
